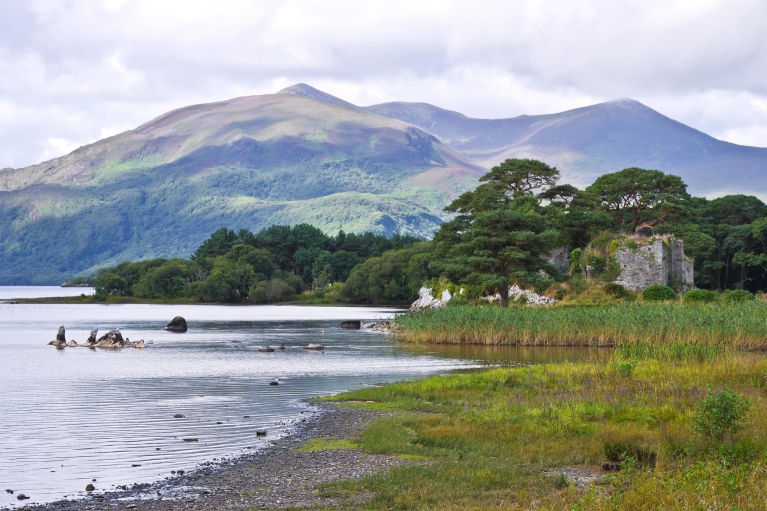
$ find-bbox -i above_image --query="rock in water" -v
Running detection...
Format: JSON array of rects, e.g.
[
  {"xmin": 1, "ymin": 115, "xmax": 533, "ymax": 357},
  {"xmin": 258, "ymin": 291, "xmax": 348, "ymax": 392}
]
[
  {"xmin": 134, "ymin": 340, "xmax": 146, "ymax": 349},
  {"xmin": 96, "ymin": 328, "xmax": 127, "ymax": 348},
  {"xmin": 304, "ymin": 343, "xmax": 324, "ymax": 350},
  {"xmin": 17, "ymin": 493, "xmax": 29, "ymax": 500},
  {"xmin": 259, "ymin": 346, "xmax": 275, "ymax": 352},
  {"xmin": 86, "ymin": 328, "xmax": 98, "ymax": 344},
  {"xmin": 165, "ymin": 316, "xmax": 188, "ymax": 333},
  {"xmin": 340, "ymin": 320, "xmax": 361, "ymax": 329},
  {"xmin": 86, "ymin": 484, "xmax": 95, "ymax": 491},
  {"xmin": 55, "ymin": 325, "xmax": 66, "ymax": 345},
  {"xmin": 256, "ymin": 429, "xmax": 267, "ymax": 436}
]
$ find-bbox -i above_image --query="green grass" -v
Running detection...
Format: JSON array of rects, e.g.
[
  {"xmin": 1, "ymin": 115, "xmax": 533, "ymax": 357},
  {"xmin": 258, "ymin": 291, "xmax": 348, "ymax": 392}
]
[
  {"xmin": 297, "ymin": 437, "xmax": 358, "ymax": 452},
  {"xmin": 315, "ymin": 351, "xmax": 767, "ymax": 510},
  {"xmin": 394, "ymin": 302, "xmax": 767, "ymax": 350}
]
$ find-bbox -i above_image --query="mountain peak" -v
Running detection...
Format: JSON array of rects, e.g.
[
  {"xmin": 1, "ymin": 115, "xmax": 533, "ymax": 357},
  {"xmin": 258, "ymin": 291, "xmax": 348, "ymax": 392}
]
[{"xmin": 276, "ymin": 83, "xmax": 357, "ymax": 109}]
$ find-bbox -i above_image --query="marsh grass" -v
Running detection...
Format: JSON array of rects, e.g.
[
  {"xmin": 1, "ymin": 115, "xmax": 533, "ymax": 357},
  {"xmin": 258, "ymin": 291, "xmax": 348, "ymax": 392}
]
[
  {"xmin": 315, "ymin": 352, "xmax": 767, "ymax": 510},
  {"xmin": 394, "ymin": 302, "xmax": 767, "ymax": 350}
]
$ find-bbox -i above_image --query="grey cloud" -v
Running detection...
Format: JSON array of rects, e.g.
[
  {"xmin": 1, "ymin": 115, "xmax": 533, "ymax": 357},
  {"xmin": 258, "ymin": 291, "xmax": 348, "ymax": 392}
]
[{"xmin": 1, "ymin": 0, "xmax": 767, "ymax": 168}]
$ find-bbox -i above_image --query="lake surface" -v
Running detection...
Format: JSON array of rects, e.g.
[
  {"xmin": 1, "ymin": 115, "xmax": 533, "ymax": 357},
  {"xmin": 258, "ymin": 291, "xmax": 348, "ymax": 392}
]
[
  {"xmin": 0, "ymin": 289, "xmax": 604, "ymax": 508},
  {"xmin": 0, "ymin": 286, "xmax": 94, "ymax": 300}
]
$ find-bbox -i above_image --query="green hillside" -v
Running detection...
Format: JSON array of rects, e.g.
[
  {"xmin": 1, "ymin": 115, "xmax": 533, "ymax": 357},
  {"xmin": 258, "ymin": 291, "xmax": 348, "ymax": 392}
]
[{"xmin": 0, "ymin": 93, "xmax": 485, "ymax": 284}]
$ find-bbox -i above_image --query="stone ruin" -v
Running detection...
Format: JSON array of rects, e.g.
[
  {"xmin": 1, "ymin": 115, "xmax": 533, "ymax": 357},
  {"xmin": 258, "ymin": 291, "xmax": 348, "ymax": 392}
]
[{"xmin": 612, "ymin": 236, "xmax": 694, "ymax": 293}]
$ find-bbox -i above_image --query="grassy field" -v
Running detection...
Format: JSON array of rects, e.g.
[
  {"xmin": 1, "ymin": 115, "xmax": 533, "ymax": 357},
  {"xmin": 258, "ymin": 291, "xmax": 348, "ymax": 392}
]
[
  {"xmin": 393, "ymin": 302, "xmax": 767, "ymax": 350},
  {"xmin": 315, "ymin": 348, "xmax": 767, "ymax": 510}
]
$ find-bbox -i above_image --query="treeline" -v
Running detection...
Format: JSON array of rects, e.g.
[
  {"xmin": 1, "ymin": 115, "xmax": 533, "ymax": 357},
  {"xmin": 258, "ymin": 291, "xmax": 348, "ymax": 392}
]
[
  {"xmin": 92, "ymin": 159, "xmax": 767, "ymax": 305},
  {"xmin": 94, "ymin": 224, "xmax": 430, "ymax": 303}
]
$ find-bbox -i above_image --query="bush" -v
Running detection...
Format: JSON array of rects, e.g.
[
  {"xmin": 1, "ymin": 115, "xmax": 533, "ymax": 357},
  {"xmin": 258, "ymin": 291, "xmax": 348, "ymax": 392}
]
[
  {"xmin": 722, "ymin": 289, "xmax": 755, "ymax": 303},
  {"xmin": 693, "ymin": 387, "xmax": 751, "ymax": 441},
  {"xmin": 604, "ymin": 283, "xmax": 630, "ymax": 298},
  {"xmin": 682, "ymin": 289, "xmax": 719, "ymax": 304},
  {"xmin": 642, "ymin": 284, "xmax": 677, "ymax": 301}
]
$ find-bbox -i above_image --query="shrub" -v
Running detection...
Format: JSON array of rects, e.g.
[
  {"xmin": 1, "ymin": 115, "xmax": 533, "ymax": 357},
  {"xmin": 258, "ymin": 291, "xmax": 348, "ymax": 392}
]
[
  {"xmin": 722, "ymin": 289, "xmax": 755, "ymax": 303},
  {"xmin": 604, "ymin": 283, "xmax": 630, "ymax": 298},
  {"xmin": 615, "ymin": 359, "xmax": 638, "ymax": 377},
  {"xmin": 682, "ymin": 289, "xmax": 719, "ymax": 304},
  {"xmin": 693, "ymin": 387, "xmax": 751, "ymax": 441},
  {"xmin": 642, "ymin": 284, "xmax": 677, "ymax": 301}
]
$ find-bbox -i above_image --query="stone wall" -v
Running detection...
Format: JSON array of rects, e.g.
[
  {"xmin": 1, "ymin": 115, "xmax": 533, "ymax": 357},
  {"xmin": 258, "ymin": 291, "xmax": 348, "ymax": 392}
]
[
  {"xmin": 545, "ymin": 246, "xmax": 570, "ymax": 274},
  {"xmin": 613, "ymin": 237, "xmax": 694, "ymax": 293}
]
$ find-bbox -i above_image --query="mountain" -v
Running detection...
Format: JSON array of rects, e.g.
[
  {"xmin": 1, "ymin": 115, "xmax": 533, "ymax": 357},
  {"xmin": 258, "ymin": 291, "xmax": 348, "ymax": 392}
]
[
  {"xmin": 363, "ymin": 98, "xmax": 767, "ymax": 197},
  {"xmin": 0, "ymin": 92, "xmax": 485, "ymax": 284},
  {"xmin": 3, "ymin": 83, "xmax": 766, "ymax": 284}
]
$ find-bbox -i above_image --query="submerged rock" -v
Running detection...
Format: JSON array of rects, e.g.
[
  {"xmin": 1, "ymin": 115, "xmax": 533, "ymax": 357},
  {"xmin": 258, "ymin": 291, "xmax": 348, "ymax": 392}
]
[{"xmin": 165, "ymin": 316, "xmax": 188, "ymax": 333}]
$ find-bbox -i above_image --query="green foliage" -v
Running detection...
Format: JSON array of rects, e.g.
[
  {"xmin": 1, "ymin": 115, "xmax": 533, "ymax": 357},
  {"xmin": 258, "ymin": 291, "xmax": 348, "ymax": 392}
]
[
  {"xmin": 722, "ymin": 289, "xmax": 755, "ymax": 302},
  {"xmin": 642, "ymin": 284, "xmax": 677, "ymax": 301},
  {"xmin": 586, "ymin": 167, "xmax": 691, "ymax": 232},
  {"xmin": 615, "ymin": 359, "xmax": 638, "ymax": 377},
  {"xmin": 341, "ymin": 242, "xmax": 436, "ymax": 304},
  {"xmin": 394, "ymin": 302, "xmax": 767, "ymax": 349},
  {"xmin": 433, "ymin": 161, "xmax": 561, "ymax": 307},
  {"xmin": 693, "ymin": 388, "xmax": 751, "ymax": 441},
  {"xmin": 682, "ymin": 289, "xmax": 719, "ymax": 303}
]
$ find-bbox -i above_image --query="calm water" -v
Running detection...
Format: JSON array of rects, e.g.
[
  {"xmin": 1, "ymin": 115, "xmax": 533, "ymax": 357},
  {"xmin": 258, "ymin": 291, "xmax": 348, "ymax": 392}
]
[
  {"xmin": 0, "ymin": 286, "xmax": 94, "ymax": 300},
  {"xmin": 0, "ymin": 289, "xmax": 603, "ymax": 507}
]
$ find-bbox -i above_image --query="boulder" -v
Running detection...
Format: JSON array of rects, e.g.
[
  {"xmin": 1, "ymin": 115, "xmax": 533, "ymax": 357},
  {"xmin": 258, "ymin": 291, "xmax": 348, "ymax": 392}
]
[
  {"xmin": 86, "ymin": 328, "xmax": 98, "ymax": 344},
  {"xmin": 96, "ymin": 329, "xmax": 130, "ymax": 348},
  {"xmin": 17, "ymin": 493, "xmax": 30, "ymax": 500},
  {"xmin": 55, "ymin": 325, "xmax": 66, "ymax": 345},
  {"xmin": 304, "ymin": 343, "xmax": 324, "ymax": 350},
  {"xmin": 409, "ymin": 287, "xmax": 452, "ymax": 311},
  {"xmin": 85, "ymin": 484, "xmax": 95, "ymax": 492},
  {"xmin": 165, "ymin": 316, "xmax": 188, "ymax": 333},
  {"xmin": 340, "ymin": 320, "xmax": 361, "ymax": 329}
]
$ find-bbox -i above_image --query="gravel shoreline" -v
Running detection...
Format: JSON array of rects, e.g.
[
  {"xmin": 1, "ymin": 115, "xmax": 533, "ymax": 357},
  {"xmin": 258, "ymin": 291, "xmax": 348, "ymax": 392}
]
[{"xmin": 11, "ymin": 404, "xmax": 403, "ymax": 511}]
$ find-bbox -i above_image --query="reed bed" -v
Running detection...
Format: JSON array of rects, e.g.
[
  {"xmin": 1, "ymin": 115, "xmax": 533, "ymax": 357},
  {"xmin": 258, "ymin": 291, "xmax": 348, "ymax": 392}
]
[{"xmin": 393, "ymin": 302, "xmax": 767, "ymax": 350}]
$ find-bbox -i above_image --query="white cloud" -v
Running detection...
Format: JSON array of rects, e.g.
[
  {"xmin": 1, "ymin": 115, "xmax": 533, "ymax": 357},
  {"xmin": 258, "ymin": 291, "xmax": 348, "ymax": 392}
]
[{"xmin": 0, "ymin": 0, "xmax": 766, "ymax": 167}]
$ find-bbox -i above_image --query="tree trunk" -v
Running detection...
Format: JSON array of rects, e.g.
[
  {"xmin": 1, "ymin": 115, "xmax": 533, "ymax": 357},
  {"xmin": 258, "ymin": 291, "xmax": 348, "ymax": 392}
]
[{"xmin": 499, "ymin": 286, "xmax": 509, "ymax": 308}]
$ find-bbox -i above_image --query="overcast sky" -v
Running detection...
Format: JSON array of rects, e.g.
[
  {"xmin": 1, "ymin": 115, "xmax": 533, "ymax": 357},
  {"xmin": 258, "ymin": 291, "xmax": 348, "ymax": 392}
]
[{"xmin": 2, "ymin": 0, "xmax": 767, "ymax": 169}]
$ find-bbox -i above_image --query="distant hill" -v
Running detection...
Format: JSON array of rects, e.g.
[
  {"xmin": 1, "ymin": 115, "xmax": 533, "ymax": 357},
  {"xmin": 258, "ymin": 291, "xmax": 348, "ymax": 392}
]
[
  {"xmin": 0, "ymin": 92, "xmax": 484, "ymax": 284},
  {"xmin": 2, "ymin": 83, "xmax": 766, "ymax": 284}
]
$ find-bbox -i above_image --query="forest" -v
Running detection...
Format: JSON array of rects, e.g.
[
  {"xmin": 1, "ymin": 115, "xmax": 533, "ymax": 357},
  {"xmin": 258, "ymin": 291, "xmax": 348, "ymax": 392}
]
[{"xmin": 90, "ymin": 159, "xmax": 767, "ymax": 304}]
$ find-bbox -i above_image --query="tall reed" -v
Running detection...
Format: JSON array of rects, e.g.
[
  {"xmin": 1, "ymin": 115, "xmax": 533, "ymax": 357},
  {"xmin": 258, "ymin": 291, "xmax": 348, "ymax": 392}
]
[{"xmin": 394, "ymin": 302, "xmax": 767, "ymax": 350}]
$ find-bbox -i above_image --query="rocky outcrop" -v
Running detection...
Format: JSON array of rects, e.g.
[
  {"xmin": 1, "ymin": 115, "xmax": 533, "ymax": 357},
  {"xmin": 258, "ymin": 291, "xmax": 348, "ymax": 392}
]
[
  {"xmin": 51, "ymin": 327, "xmax": 150, "ymax": 349},
  {"xmin": 411, "ymin": 285, "xmax": 556, "ymax": 310},
  {"xmin": 165, "ymin": 316, "xmax": 188, "ymax": 332},
  {"xmin": 55, "ymin": 326, "xmax": 66, "ymax": 346},
  {"xmin": 410, "ymin": 287, "xmax": 453, "ymax": 311}
]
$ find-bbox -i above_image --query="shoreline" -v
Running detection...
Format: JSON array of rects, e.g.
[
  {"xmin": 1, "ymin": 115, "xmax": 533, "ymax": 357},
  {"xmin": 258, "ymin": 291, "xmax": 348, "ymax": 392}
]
[
  {"xmin": 3, "ymin": 296, "xmax": 408, "ymax": 308},
  {"xmin": 10, "ymin": 403, "xmax": 405, "ymax": 511}
]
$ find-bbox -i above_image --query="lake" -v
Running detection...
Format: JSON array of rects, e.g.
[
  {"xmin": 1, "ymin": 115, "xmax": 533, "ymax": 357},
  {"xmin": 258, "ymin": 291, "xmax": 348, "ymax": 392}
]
[{"xmin": 0, "ymin": 288, "xmax": 604, "ymax": 508}]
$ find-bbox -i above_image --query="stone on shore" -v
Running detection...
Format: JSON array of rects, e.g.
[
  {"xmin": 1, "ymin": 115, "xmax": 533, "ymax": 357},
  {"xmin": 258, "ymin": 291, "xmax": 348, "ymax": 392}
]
[
  {"xmin": 165, "ymin": 316, "xmax": 188, "ymax": 333},
  {"xmin": 340, "ymin": 320, "xmax": 361, "ymax": 329}
]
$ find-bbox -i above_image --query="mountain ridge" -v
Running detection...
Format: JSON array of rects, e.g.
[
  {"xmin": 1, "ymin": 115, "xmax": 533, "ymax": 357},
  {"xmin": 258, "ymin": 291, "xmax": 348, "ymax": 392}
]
[{"xmin": 2, "ymin": 84, "xmax": 767, "ymax": 284}]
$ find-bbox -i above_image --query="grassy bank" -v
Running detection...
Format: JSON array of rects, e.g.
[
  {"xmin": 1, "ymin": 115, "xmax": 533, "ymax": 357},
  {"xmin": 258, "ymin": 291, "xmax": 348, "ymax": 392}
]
[
  {"xmin": 393, "ymin": 302, "xmax": 767, "ymax": 350},
  {"xmin": 317, "ymin": 350, "xmax": 767, "ymax": 509}
]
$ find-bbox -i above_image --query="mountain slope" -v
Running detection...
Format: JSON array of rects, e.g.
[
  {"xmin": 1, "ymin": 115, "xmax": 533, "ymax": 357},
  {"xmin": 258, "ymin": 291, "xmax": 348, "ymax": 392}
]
[
  {"xmin": 364, "ymin": 98, "xmax": 767, "ymax": 196},
  {"xmin": 0, "ymin": 93, "xmax": 485, "ymax": 284}
]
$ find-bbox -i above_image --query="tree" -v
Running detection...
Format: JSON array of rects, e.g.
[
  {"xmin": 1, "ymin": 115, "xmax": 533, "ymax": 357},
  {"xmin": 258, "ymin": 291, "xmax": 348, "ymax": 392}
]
[
  {"xmin": 479, "ymin": 158, "xmax": 560, "ymax": 196},
  {"xmin": 586, "ymin": 168, "xmax": 691, "ymax": 232},
  {"xmin": 433, "ymin": 183, "xmax": 560, "ymax": 307},
  {"xmin": 94, "ymin": 272, "xmax": 127, "ymax": 300}
]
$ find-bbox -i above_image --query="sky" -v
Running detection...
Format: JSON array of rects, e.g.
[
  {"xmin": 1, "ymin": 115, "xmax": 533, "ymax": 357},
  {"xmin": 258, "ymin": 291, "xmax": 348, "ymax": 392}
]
[{"xmin": 2, "ymin": 0, "xmax": 767, "ymax": 169}]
